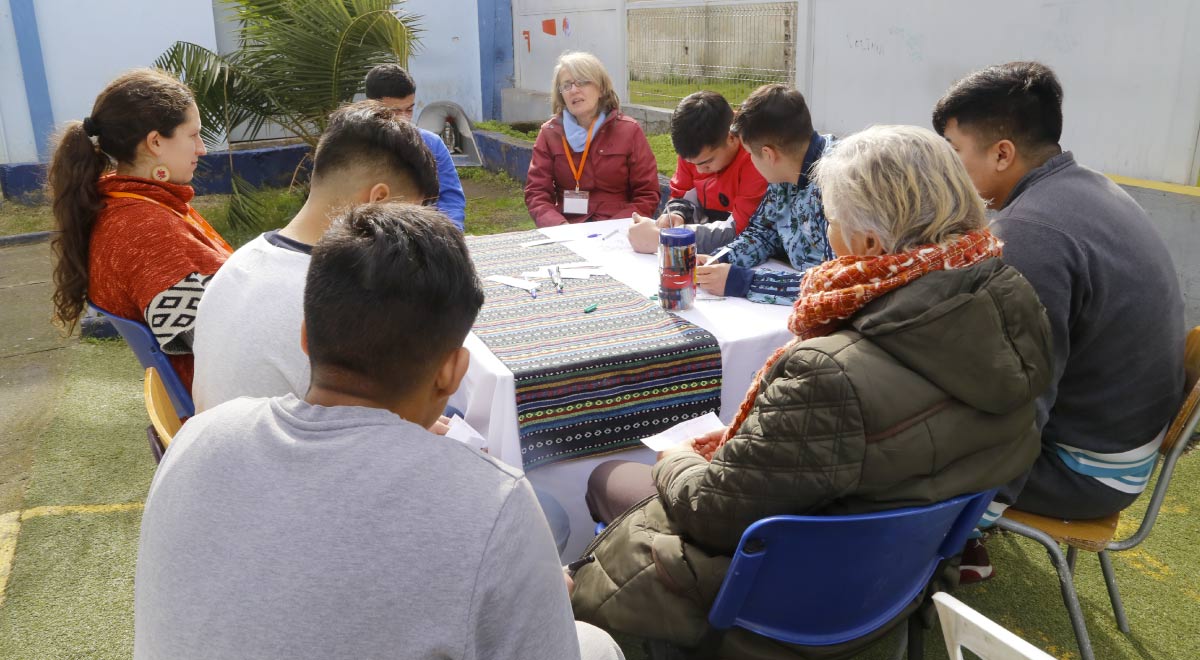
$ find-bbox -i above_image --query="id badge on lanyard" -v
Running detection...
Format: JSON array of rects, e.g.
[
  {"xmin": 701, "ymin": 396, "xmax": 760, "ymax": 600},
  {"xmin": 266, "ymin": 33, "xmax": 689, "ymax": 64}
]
[
  {"xmin": 561, "ymin": 119, "xmax": 597, "ymax": 216},
  {"xmin": 563, "ymin": 190, "xmax": 589, "ymax": 215}
]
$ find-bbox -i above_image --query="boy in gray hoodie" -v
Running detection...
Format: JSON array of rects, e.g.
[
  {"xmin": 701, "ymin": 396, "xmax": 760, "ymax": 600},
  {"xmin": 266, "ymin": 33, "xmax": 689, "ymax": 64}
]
[{"xmin": 933, "ymin": 61, "xmax": 1185, "ymax": 581}]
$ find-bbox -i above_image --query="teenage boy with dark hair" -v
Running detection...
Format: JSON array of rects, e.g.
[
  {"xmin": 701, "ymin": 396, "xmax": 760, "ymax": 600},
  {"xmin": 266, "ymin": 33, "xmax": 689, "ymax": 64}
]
[
  {"xmin": 692, "ymin": 84, "xmax": 834, "ymax": 305},
  {"xmin": 136, "ymin": 203, "xmax": 625, "ymax": 660},
  {"xmin": 933, "ymin": 61, "xmax": 1185, "ymax": 581},
  {"xmin": 193, "ymin": 101, "xmax": 439, "ymax": 412},
  {"xmin": 628, "ymin": 91, "xmax": 767, "ymax": 253},
  {"xmin": 365, "ymin": 63, "xmax": 466, "ymax": 230}
]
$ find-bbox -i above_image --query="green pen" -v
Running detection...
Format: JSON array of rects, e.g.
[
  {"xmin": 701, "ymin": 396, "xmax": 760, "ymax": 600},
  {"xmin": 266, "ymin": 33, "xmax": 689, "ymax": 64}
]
[{"xmin": 583, "ymin": 303, "xmax": 598, "ymax": 313}]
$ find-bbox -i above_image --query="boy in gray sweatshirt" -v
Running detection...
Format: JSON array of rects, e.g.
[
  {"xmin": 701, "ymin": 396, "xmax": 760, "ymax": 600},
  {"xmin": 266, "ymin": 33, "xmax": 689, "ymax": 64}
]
[
  {"xmin": 933, "ymin": 61, "xmax": 1185, "ymax": 581},
  {"xmin": 135, "ymin": 203, "xmax": 623, "ymax": 660}
]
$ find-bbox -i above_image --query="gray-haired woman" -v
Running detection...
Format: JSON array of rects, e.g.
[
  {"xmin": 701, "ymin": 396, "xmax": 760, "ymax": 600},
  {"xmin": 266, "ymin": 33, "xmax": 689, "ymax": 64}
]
[{"xmin": 572, "ymin": 125, "xmax": 1054, "ymax": 659}]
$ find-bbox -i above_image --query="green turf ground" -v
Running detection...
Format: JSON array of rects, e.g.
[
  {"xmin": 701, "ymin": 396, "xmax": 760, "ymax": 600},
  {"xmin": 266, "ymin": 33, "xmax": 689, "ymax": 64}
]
[
  {"xmin": 2, "ymin": 336, "xmax": 1197, "ymax": 659},
  {"xmin": 629, "ymin": 78, "xmax": 774, "ymax": 110},
  {"xmin": 1, "ymin": 168, "xmax": 1197, "ymax": 659}
]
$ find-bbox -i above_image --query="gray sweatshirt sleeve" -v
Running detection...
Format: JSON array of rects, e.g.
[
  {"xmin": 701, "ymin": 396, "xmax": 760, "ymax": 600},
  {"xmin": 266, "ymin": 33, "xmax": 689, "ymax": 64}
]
[
  {"xmin": 694, "ymin": 218, "xmax": 738, "ymax": 254},
  {"xmin": 992, "ymin": 214, "xmax": 1077, "ymax": 433},
  {"xmin": 464, "ymin": 478, "xmax": 582, "ymax": 660}
]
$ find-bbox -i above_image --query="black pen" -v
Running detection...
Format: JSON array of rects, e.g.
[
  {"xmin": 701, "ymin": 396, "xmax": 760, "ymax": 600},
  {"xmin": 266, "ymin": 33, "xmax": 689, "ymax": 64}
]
[{"xmin": 565, "ymin": 554, "xmax": 596, "ymax": 577}]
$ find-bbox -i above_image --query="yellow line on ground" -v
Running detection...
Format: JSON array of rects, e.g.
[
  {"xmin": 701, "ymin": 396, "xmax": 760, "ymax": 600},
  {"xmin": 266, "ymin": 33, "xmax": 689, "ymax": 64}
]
[
  {"xmin": 1106, "ymin": 174, "xmax": 1200, "ymax": 198},
  {"xmin": 0, "ymin": 511, "xmax": 21, "ymax": 609},
  {"xmin": 19, "ymin": 502, "xmax": 144, "ymax": 521},
  {"xmin": 0, "ymin": 502, "xmax": 145, "ymax": 608}
]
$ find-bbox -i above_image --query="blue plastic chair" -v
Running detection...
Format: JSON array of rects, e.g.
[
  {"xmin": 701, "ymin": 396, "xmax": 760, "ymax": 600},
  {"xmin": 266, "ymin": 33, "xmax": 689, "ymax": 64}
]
[
  {"xmin": 706, "ymin": 490, "xmax": 994, "ymax": 658},
  {"xmin": 88, "ymin": 302, "xmax": 195, "ymax": 419}
]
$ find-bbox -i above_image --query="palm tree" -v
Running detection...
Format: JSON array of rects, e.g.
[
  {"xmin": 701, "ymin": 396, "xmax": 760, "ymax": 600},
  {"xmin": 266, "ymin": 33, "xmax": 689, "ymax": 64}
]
[{"xmin": 156, "ymin": 0, "xmax": 422, "ymax": 228}]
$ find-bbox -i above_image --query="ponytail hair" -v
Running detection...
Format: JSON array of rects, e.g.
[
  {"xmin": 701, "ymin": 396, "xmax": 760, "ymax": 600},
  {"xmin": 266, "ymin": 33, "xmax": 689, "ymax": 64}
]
[{"xmin": 48, "ymin": 68, "xmax": 194, "ymax": 331}]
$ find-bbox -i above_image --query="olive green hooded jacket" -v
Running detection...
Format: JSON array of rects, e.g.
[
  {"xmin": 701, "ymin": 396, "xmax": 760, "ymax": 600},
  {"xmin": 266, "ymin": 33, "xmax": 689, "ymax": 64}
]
[{"xmin": 571, "ymin": 259, "xmax": 1053, "ymax": 658}]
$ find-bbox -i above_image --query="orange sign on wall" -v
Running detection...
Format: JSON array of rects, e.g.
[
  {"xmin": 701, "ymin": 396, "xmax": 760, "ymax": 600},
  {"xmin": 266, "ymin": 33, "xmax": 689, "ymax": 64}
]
[{"xmin": 541, "ymin": 18, "xmax": 557, "ymax": 36}]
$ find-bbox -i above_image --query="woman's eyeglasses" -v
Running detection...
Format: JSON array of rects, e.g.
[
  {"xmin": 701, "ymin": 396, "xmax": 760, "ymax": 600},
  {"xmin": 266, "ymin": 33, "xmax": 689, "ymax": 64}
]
[{"xmin": 558, "ymin": 79, "xmax": 593, "ymax": 93}]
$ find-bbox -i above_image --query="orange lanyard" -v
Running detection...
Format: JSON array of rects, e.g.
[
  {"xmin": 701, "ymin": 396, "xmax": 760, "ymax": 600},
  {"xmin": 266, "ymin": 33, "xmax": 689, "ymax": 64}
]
[
  {"xmin": 105, "ymin": 191, "xmax": 233, "ymax": 255},
  {"xmin": 560, "ymin": 118, "xmax": 598, "ymax": 191}
]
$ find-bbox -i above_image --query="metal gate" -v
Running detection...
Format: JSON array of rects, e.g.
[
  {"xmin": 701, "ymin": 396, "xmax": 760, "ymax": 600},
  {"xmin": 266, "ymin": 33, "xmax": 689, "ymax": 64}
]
[{"xmin": 627, "ymin": 1, "xmax": 798, "ymax": 108}]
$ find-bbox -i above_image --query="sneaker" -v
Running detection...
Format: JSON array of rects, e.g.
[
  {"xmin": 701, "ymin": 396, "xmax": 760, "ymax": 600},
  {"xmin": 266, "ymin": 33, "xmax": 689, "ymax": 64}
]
[{"xmin": 959, "ymin": 538, "xmax": 995, "ymax": 584}]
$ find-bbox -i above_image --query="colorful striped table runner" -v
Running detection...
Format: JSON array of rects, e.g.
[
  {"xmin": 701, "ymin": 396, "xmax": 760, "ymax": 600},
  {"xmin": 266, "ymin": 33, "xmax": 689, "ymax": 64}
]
[{"xmin": 466, "ymin": 230, "xmax": 722, "ymax": 468}]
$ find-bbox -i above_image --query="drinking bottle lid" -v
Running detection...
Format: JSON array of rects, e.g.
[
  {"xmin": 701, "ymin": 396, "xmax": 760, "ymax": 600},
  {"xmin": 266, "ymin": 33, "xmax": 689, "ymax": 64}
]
[{"xmin": 660, "ymin": 227, "xmax": 696, "ymax": 247}]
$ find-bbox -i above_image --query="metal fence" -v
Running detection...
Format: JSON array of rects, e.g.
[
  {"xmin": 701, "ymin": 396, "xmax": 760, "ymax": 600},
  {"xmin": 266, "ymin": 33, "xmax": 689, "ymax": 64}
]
[{"xmin": 627, "ymin": 2, "xmax": 798, "ymax": 109}]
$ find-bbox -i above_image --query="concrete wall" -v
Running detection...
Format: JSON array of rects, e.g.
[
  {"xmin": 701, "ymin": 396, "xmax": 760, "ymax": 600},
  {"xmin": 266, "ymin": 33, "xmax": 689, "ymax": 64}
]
[
  {"xmin": 476, "ymin": 0, "xmax": 514, "ymax": 120},
  {"xmin": 511, "ymin": 0, "xmax": 628, "ymax": 100},
  {"xmin": 406, "ymin": 0, "xmax": 484, "ymax": 122},
  {"xmin": 1122, "ymin": 185, "xmax": 1200, "ymax": 329},
  {"xmin": 35, "ymin": 0, "xmax": 218, "ymax": 144},
  {"xmin": 804, "ymin": 0, "xmax": 1200, "ymax": 186},
  {"xmin": 0, "ymin": 0, "xmax": 218, "ymax": 166},
  {"xmin": 0, "ymin": 0, "xmax": 37, "ymax": 164}
]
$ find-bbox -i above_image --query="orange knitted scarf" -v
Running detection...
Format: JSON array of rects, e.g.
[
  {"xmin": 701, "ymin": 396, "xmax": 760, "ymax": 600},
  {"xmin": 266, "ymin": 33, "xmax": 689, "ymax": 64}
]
[{"xmin": 705, "ymin": 229, "xmax": 1004, "ymax": 459}]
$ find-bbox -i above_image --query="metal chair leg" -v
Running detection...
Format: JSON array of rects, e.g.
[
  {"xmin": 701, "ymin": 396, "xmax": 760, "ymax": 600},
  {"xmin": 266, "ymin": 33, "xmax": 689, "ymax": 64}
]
[
  {"xmin": 1098, "ymin": 550, "xmax": 1130, "ymax": 634},
  {"xmin": 997, "ymin": 518, "xmax": 1095, "ymax": 660},
  {"xmin": 888, "ymin": 625, "xmax": 907, "ymax": 660},
  {"xmin": 145, "ymin": 425, "xmax": 164, "ymax": 464},
  {"xmin": 1066, "ymin": 545, "xmax": 1078, "ymax": 576},
  {"xmin": 907, "ymin": 614, "xmax": 924, "ymax": 660},
  {"xmin": 1044, "ymin": 540, "xmax": 1095, "ymax": 660}
]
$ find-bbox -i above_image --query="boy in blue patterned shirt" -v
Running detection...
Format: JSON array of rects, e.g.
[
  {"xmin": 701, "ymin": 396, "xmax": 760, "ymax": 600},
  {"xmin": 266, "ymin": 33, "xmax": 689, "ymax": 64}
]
[{"xmin": 695, "ymin": 84, "xmax": 835, "ymax": 305}]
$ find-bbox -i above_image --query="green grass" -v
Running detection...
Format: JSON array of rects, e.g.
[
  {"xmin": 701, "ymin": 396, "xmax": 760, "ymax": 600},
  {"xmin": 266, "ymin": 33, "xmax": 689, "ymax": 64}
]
[
  {"xmin": 0, "ymin": 511, "xmax": 143, "ymax": 658},
  {"xmin": 0, "ymin": 203, "xmax": 52, "ymax": 237},
  {"xmin": 475, "ymin": 119, "xmax": 541, "ymax": 141},
  {"xmin": 647, "ymin": 133, "xmax": 677, "ymax": 176},
  {"xmin": 0, "ymin": 169, "xmax": 531, "ymax": 243},
  {"xmin": 192, "ymin": 188, "xmax": 306, "ymax": 249},
  {"xmin": 2, "ymin": 338, "xmax": 1199, "ymax": 659},
  {"xmin": 630, "ymin": 77, "xmax": 782, "ymax": 110},
  {"xmin": 0, "ymin": 339, "xmax": 153, "ymax": 659},
  {"xmin": 0, "ymin": 188, "xmax": 306, "ymax": 244},
  {"xmin": 459, "ymin": 167, "xmax": 535, "ymax": 235},
  {"xmin": 474, "ymin": 118, "xmax": 678, "ymax": 178}
]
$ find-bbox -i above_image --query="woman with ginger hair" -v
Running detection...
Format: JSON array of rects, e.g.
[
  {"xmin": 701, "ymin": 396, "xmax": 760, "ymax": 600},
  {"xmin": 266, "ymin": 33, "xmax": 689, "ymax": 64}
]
[{"xmin": 571, "ymin": 125, "xmax": 1054, "ymax": 658}]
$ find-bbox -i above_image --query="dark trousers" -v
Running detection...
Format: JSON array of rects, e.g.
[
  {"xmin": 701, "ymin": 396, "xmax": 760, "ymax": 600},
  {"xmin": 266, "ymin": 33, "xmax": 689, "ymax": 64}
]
[
  {"xmin": 585, "ymin": 460, "xmax": 657, "ymax": 523},
  {"xmin": 1003, "ymin": 444, "xmax": 1139, "ymax": 520}
]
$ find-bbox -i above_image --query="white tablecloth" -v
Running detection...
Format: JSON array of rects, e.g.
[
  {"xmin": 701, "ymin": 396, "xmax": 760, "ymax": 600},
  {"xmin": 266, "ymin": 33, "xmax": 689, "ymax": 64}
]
[{"xmin": 450, "ymin": 218, "xmax": 794, "ymax": 558}]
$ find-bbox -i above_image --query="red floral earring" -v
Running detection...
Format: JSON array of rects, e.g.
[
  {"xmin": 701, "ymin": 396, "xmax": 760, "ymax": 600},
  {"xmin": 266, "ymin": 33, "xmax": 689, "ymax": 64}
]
[{"xmin": 151, "ymin": 165, "xmax": 171, "ymax": 182}]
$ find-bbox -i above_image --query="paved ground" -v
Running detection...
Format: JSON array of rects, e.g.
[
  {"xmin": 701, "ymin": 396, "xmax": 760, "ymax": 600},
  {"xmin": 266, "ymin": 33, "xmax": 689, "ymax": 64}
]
[{"xmin": 0, "ymin": 242, "xmax": 71, "ymax": 516}]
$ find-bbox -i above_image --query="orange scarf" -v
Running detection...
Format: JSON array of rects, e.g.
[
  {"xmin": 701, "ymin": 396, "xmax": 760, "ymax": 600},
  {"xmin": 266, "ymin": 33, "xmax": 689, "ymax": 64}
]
[
  {"xmin": 104, "ymin": 191, "xmax": 233, "ymax": 255},
  {"xmin": 707, "ymin": 229, "xmax": 1004, "ymax": 458}
]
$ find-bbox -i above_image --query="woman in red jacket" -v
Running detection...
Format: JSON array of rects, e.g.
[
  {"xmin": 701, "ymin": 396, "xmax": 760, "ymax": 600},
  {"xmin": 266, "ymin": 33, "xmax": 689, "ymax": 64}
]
[
  {"xmin": 49, "ymin": 69, "xmax": 231, "ymax": 389},
  {"xmin": 525, "ymin": 52, "xmax": 661, "ymax": 226}
]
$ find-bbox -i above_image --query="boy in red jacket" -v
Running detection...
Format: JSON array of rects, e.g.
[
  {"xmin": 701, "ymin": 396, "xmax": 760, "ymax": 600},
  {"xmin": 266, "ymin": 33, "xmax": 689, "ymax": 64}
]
[{"xmin": 629, "ymin": 91, "xmax": 768, "ymax": 253}]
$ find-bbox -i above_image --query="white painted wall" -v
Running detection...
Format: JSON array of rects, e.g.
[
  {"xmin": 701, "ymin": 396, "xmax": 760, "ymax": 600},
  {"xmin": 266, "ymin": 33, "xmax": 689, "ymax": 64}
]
[
  {"xmin": 0, "ymin": 0, "xmax": 39, "ymax": 164},
  {"xmin": 209, "ymin": 0, "xmax": 483, "ymax": 133},
  {"xmin": 512, "ymin": 0, "xmax": 628, "ymax": 108},
  {"xmin": 404, "ymin": 0, "xmax": 484, "ymax": 122},
  {"xmin": 801, "ymin": 0, "xmax": 1200, "ymax": 185},
  {"xmin": 34, "ymin": 0, "xmax": 218, "ymax": 131}
]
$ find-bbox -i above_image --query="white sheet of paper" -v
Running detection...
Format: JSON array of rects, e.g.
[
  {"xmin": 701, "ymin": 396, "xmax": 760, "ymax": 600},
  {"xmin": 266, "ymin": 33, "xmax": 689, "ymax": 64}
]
[
  {"xmin": 445, "ymin": 415, "xmax": 487, "ymax": 451},
  {"xmin": 520, "ymin": 237, "xmax": 578, "ymax": 248},
  {"xmin": 485, "ymin": 275, "xmax": 540, "ymax": 292},
  {"xmin": 639, "ymin": 412, "xmax": 726, "ymax": 451}
]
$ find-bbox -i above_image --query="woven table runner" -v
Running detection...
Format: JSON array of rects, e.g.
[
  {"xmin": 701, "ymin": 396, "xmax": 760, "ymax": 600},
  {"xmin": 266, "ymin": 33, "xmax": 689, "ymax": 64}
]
[{"xmin": 466, "ymin": 230, "xmax": 722, "ymax": 468}]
